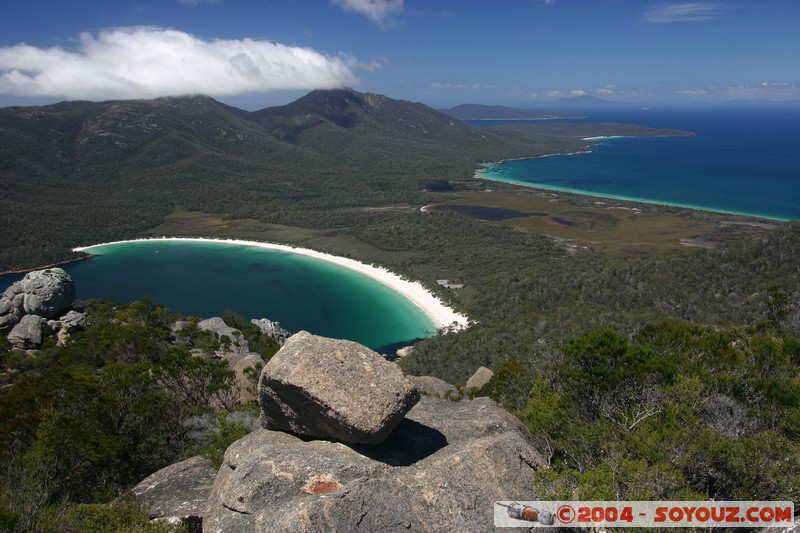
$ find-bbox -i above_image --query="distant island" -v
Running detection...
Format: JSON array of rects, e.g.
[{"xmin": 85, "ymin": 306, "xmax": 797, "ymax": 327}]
[{"xmin": 441, "ymin": 103, "xmax": 584, "ymax": 120}]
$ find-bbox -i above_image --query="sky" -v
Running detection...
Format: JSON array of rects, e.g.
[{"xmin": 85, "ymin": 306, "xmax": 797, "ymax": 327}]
[{"xmin": 1, "ymin": 0, "xmax": 799, "ymax": 110}]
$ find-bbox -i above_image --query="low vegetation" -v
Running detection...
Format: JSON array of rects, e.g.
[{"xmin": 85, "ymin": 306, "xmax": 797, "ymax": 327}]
[{"xmin": 0, "ymin": 300, "xmax": 273, "ymax": 532}]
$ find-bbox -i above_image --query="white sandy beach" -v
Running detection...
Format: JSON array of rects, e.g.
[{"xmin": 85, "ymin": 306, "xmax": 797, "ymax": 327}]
[{"xmin": 74, "ymin": 237, "xmax": 470, "ymax": 332}]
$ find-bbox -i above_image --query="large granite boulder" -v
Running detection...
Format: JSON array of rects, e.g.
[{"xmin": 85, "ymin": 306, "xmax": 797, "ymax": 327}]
[
  {"xmin": 130, "ymin": 455, "xmax": 216, "ymax": 532},
  {"xmin": 258, "ymin": 331, "xmax": 419, "ymax": 444},
  {"xmin": 7, "ymin": 314, "xmax": 47, "ymax": 349},
  {"xmin": 0, "ymin": 268, "xmax": 75, "ymax": 322},
  {"xmin": 204, "ymin": 396, "xmax": 545, "ymax": 532}
]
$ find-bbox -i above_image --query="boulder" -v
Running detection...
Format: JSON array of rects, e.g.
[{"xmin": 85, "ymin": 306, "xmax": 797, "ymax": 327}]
[
  {"xmin": 251, "ymin": 318, "xmax": 290, "ymax": 346},
  {"xmin": 466, "ymin": 366, "xmax": 494, "ymax": 391},
  {"xmin": 204, "ymin": 396, "xmax": 545, "ymax": 532},
  {"xmin": 197, "ymin": 317, "xmax": 250, "ymax": 355},
  {"xmin": 7, "ymin": 314, "xmax": 47, "ymax": 349},
  {"xmin": 406, "ymin": 375, "xmax": 459, "ymax": 399},
  {"xmin": 0, "ymin": 268, "xmax": 75, "ymax": 320},
  {"xmin": 258, "ymin": 331, "xmax": 419, "ymax": 444},
  {"xmin": 130, "ymin": 455, "xmax": 216, "ymax": 532}
]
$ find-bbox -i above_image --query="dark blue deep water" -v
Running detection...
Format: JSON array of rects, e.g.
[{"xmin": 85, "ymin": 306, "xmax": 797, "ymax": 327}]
[{"xmin": 474, "ymin": 107, "xmax": 800, "ymax": 220}]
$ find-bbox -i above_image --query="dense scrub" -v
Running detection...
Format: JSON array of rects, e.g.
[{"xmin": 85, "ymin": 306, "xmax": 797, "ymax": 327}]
[
  {"xmin": 480, "ymin": 318, "xmax": 800, "ymax": 503},
  {"xmin": 0, "ymin": 300, "xmax": 275, "ymax": 532}
]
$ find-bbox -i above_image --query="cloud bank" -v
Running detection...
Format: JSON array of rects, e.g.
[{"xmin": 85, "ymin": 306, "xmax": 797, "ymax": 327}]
[
  {"xmin": 643, "ymin": 2, "xmax": 724, "ymax": 23},
  {"xmin": 0, "ymin": 27, "xmax": 360, "ymax": 101}
]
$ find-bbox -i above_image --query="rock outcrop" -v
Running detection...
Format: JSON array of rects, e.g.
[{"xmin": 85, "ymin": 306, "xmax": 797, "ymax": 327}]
[
  {"xmin": 250, "ymin": 317, "xmax": 290, "ymax": 345},
  {"xmin": 204, "ymin": 396, "xmax": 544, "ymax": 532},
  {"xmin": 0, "ymin": 268, "xmax": 76, "ymax": 322},
  {"xmin": 259, "ymin": 331, "xmax": 420, "ymax": 444},
  {"xmin": 131, "ymin": 455, "xmax": 216, "ymax": 532},
  {"xmin": 1, "ymin": 268, "xmax": 84, "ymax": 348},
  {"xmin": 197, "ymin": 317, "xmax": 250, "ymax": 355}
]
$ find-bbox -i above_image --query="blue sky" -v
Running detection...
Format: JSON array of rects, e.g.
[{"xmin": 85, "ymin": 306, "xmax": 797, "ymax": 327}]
[{"xmin": 1, "ymin": 0, "xmax": 798, "ymax": 109}]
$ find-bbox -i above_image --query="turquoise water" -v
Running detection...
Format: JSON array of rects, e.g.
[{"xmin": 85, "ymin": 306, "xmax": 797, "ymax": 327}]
[
  {"xmin": 474, "ymin": 107, "xmax": 800, "ymax": 221},
  {"xmin": 1, "ymin": 240, "xmax": 436, "ymax": 352}
]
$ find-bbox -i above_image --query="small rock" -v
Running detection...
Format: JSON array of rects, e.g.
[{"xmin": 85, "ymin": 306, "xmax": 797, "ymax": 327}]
[
  {"xmin": 59, "ymin": 310, "xmax": 87, "ymax": 332},
  {"xmin": 406, "ymin": 375, "xmax": 458, "ymax": 399},
  {"xmin": 466, "ymin": 366, "xmax": 494, "ymax": 391},
  {"xmin": 259, "ymin": 331, "xmax": 420, "ymax": 444},
  {"xmin": 251, "ymin": 318, "xmax": 290, "ymax": 346},
  {"xmin": 8, "ymin": 314, "xmax": 47, "ymax": 349},
  {"xmin": 0, "ymin": 312, "xmax": 18, "ymax": 332}
]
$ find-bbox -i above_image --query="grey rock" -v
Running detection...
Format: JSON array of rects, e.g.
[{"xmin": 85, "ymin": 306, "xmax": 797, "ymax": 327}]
[
  {"xmin": 251, "ymin": 318, "xmax": 290, "ymax": 345},
  {"xmin": 406, "ymin": 375, "xmax": 459, "ymax": 399},
  {"xmin": 131, "ymin": 455, "xmax": 215, "ymax": 532},
  {"xmin": 258, "ymin": 331, "xmax": 419, "ymax": 444},
  {"xmin": 59, "ymin": 310, "xmax": 87, "ymax": 332},
  {"xmin": 53, "ymin": 310, "xmax": 87, "ymax": 346},
  {"xmin": 466, "ymin": 366, "xmax": 494, "ymax": 391},
  {"xmin": 198, "ymin": 317, "xmax": 250, "ymax": 355},
  {"xmin": 204, "ymin": 396, "xmax": 544, "ymax": 533},
  {"xmin": 8, "ymin": 314, "xmax": 47, "ymax": 349},
  {"xmin": 0, "ymin": 312, "xmax": 18, "ymax": 332},
  {"xmin": 0, "ymin": 297, "xmax": 12, "ymax": 316},
  {"xmin": 1, "ymin": 268, "xmax": 75, "ymax": 320}
]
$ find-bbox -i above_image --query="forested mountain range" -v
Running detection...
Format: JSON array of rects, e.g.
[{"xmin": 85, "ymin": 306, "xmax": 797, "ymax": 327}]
[{"xmin": 0, "ymin": 88, "xmax": 688, "ymax": 271}]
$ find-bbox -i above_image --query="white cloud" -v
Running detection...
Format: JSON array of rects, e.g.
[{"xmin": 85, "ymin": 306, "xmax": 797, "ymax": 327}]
[
  {"xmin": 569, "ymin": 89, "xmax": 587, "ymax": 97},
  {"xmin": 643, "ymin": 2, "xmax": 724, "ymax": 23},
  {"xmin": 178, "ymin": 0, "xmax": 218, "ymax": 6},
  {"xmin": 430, "ymin": 82, "xmax": 497, "ymax": 90},
  {"xmin": 673, "ymin": 83, "xmax": 800, "ymax": 101},
  {"xmin": 0, "ymin": 27, "xmax": 360, "ymax": 100},
  {"xmin": 331, "ymin": 0, "xmax": 404, "ymax": 28}
]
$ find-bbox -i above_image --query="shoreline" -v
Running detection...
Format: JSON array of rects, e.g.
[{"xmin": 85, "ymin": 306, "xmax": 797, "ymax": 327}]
[
  {"xmin": 73, "ymin": 237, "xmax": 471, "ymax": 333},
  {"xmin": 473, "ymin": 138, "xmax": 791, "ymax": 222},
  {"xmin": 474, "ymin": 170, "xmax": 790, "ymax": 222}
]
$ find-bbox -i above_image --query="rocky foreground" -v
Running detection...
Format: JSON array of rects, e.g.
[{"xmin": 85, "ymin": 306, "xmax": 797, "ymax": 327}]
[{"xmin": 134, "ymin": 332, "xmax": 543, "ymax": 532}]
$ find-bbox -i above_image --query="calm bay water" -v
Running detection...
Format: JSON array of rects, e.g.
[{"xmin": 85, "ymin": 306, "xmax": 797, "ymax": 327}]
[
  {"xmin": 0, "ymin": 240, "xmax": 436, "ymax": 352},
  {"xmin": 474, "ymin": 107, "xmax": 800, "ymax": 220}
]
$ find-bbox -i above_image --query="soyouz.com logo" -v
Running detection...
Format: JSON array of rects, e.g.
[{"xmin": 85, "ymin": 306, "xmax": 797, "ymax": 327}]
[{"xmin": 494, "ymin": 501, "xmax": 795, "ymax": 528}]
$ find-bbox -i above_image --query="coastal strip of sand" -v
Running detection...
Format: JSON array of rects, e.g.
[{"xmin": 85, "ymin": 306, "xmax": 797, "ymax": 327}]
[{"xmin": 74, "ymin": 237, "xmax": 470, "ymax": 333}]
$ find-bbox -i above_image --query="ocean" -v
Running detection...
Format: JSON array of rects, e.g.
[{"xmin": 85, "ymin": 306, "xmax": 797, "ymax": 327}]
[
  {"xmin": 0, "ymin": 240, "xmax": 436, "ymax": 352},
  {"xmin": 473, "ymin": 106, "xmax": 800, "ymax": 221}
]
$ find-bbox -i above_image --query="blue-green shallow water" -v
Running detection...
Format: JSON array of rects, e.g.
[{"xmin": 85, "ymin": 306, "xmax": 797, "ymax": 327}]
[
  {"xmin": 474, "ymin": 107, "xmax": 800, "ymax": 221},
  {"xmin": 0, "ymin": 240, "xmax": 436, "ymax": 352}
]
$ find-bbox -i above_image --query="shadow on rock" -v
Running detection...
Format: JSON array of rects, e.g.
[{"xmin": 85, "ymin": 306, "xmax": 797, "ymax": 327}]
[{"xmin": 349, "ymin": 418, "xmax": 448, "ymax": 466}]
